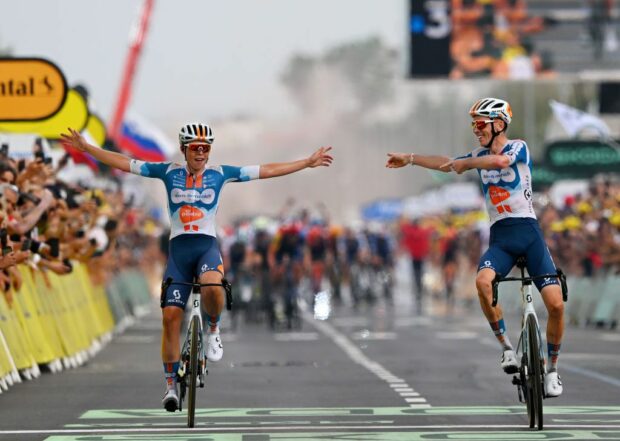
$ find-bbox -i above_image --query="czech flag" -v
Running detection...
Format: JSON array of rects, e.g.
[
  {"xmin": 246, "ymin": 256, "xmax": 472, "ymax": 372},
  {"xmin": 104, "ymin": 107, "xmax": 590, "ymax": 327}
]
[{"xmin": 117, "ymin": 113, "xmax": 176, "ymax": 162}]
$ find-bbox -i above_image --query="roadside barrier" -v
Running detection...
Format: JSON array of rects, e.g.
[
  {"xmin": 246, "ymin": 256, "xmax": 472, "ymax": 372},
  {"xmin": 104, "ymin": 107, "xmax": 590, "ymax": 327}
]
[
  {"xmin": 499, "ymin": 274, "xmax": 620, "ymax": 329},
  {"xmin": 0, "ymin": 263, "xmax": 152, "ymax": 394}
]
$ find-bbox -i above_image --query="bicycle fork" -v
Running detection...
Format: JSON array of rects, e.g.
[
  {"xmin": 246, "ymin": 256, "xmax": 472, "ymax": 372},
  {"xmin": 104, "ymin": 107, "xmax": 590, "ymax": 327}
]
[
  {"xmin": 179, "ymin": 290, "xmax": 208, "ymax": 387},
  {"xmin": 513, "ymin": 281, "xmax": 544, "ymax": 403}
]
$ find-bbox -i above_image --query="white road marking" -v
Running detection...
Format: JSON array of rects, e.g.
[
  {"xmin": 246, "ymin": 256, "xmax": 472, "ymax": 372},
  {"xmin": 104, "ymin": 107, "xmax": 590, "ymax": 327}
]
[
  {"xmin": 352, "ymin": 331, "xmax": 397, "ymax": 340},
  {"xmin": 273, "ymin": 332, "xmax": 319, "ymax": 342},
  {"xmin": 599, "ymin": 333, "xmax": 620, "ymax": 342},
  {"xmin": 2, "ymin": 424, "xmax": 620, "ymax": 435},
  {"xmin": 435, "ymin": 331, "xmax": 478, "ymax": 340},
  {"xmin": 563, "ymin": 363, "xmax": 620, "ymax": 388},
  {"xmin": 405, "ymin": 398, "xmax": 428, "ymax": 403},
  {"xmin": 305, "ymin": 313, "xmax": 431, "ymax": 407}
]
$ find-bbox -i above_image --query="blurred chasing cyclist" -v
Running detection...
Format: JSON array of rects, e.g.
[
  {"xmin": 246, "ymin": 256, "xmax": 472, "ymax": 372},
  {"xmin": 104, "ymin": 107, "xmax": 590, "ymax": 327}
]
[
  {"xmin": 61, "ymin": 124, "xmax": 333, "ymax": 411},
  {"xmin": 385, "ymin": 98, "xmax": 565, "ymax": 397}
]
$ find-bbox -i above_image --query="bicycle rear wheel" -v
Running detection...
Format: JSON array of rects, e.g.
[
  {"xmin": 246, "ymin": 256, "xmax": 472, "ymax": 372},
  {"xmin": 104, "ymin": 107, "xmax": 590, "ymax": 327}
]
[
  {"xmin": 526, "ymin": 315, "xmax": 544, "ymax": 430},
  {"xmin": 187, "ymin": 315, "xmax": 200, "ymax": 428}
]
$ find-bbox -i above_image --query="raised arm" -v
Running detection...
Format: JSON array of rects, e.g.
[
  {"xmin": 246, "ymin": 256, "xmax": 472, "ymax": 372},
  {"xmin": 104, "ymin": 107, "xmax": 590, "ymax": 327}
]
[
  {"xmin": 60, "ymin": 128, "xmax": 131, "ymax": 173},
  {"xmin": 386, "ymin": 152, "xmax": 453, "ymax": 172},
  {"xmin": 441, "ymin": 153, "xmax": 510, "ymax": 174},
  {"xmin": 259, "ymin": 146, "xmax": 333, "ymax": 179}
]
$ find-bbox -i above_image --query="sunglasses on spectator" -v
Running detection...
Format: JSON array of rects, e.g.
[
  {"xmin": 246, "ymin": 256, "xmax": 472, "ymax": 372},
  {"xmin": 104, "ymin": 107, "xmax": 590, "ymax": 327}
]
[
  {"xmin": 471, "ymin": 120, "xmax": 494, "ymax": 130},
  {"xmin": 186, "ymin": 143, "xmax": 211, "ymax": 153}
]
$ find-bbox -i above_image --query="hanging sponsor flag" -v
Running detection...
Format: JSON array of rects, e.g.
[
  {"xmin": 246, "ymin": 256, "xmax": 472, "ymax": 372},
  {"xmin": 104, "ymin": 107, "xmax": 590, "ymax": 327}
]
[
  {"xmin": 549, "ymin": 100, "xmax": 611, "ymax": 138},
  {"xmin": 117, "ymin": 112, "xmax": 176, "ymax": 162}
]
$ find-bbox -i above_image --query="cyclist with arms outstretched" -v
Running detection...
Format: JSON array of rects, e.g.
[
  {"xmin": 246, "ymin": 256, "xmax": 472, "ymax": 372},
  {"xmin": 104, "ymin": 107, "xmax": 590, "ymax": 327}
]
[
  {"xmin": 61, "ymin": 124, "xmax": 333, "ymax": 411},
  {"xmin": 385, "ymin": 98, "xmax": 564, "ymax": 397}
]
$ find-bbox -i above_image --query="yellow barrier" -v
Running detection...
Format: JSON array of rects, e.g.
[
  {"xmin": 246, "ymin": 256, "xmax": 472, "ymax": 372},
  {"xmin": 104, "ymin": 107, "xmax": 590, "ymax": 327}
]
[
  {"xmin": 0, "ymin": 262, "xmax": 120, "ymax": 374},
  {"xmin": 0, "ymin": 261, "xmax": 150, "ymax": 392}
]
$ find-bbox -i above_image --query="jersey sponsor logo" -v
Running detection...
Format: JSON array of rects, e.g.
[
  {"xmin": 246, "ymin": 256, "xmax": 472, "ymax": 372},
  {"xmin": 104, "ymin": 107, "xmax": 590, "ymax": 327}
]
[
  {"xmin": 524, "ymin": 188, "xmax": 532, "ymax": 200},
  {"xmin": 481, "ymin": 168, "xmax": 516, "ymax": 184},
  {"xmin": 171, "ymin": 187, "xmax": 215, "ymax": 204},
  {"xmin": 180, "ymin": 205, "xmax": 205, "ymax": 224},
  {"xmin": 488, "ymin": 185, "xmax": 512, "ymax": 214}
]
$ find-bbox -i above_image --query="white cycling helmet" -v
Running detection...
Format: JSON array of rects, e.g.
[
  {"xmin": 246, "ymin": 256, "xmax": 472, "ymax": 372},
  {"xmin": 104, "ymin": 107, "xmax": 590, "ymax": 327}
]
[
  {"xmin": 469, "ymin": 98, "xmax": 512, "ymax": 125},
  {"xmin": 178, "ymin": 123, "xmax": 214, "ymax": 146}
]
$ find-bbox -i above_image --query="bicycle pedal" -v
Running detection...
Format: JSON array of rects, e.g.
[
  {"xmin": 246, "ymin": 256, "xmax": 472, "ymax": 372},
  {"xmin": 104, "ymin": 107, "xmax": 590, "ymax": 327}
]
[{"xmin": 511, "ymin": 375, "xmax": 521, "ymax": 386}]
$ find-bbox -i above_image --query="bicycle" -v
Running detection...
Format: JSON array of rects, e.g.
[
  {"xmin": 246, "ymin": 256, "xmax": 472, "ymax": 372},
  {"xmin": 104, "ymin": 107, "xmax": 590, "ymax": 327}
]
[
  {"xmin": 491, "ymin": 256, "xmax": 568, "ymax": 431},
  {"xmin": 160, "ymin": 277, "xmax": 233, "ymax": 428}
]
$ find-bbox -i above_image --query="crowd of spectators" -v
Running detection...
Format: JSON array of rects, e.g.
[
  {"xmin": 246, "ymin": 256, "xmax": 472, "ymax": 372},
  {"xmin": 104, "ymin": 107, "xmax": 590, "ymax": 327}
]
[
  {"xmin": 210, "ymin": 173, "xmax": 619, "ymax": 320},
  {"xmin": 450, "ymin": 0, "xmax": 556, "ymax": 79},
  {"xmin": 0, "ymin": 138, "xmax": 162, "ymax": 306},
  {"xmin": 397, "ymin": 174, "xmax": 620, "ymax": 313},
  {"xmin": 539, "ymin": 175, "xmax": 620, "ymax": 278}
]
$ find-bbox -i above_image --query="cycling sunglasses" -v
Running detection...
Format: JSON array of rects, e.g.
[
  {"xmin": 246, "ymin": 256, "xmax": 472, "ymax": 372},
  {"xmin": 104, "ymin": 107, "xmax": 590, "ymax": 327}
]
[
  {"xmin": 471, "ymin": 120, "xmax": 494, "ymax": 130},
  {"xmin": 185, "ymin": 143, "xmax": 211, "ymax": 153}
]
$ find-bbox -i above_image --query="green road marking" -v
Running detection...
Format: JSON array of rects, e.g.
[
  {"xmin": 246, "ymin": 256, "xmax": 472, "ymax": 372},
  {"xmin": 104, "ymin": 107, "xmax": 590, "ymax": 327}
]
[
  {"xmin": 78, "ymin": 406, "xmax": 620, "ymax": 419},
  {"xmin": 42, "ymin": 430, "xmax": 620, "ymax": 441},
  {"xmin": 65, "ymin": 420, "xmax": 395, "ymax": 428}
]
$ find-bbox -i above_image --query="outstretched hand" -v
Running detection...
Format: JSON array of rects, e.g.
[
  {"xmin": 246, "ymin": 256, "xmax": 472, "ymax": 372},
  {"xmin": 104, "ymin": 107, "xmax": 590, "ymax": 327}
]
[
  {"xmin": 440, "ymin": 159, "xmax": 468, "ymax": 174},
  {"xmin": 307, "ymin": 146, "xmax": 333, "ymax": 168},
  {"xmin": 385, "ymin": 153, "xmax": 410, "ymax": 168},
  {"xmin": 59, "ymin": 128, "xmax": 89, "ymax": 152}
]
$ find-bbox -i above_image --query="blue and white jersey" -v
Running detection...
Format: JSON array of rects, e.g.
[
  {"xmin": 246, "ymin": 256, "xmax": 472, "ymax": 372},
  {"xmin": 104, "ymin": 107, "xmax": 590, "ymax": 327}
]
[
  {"xmin": 129, "ymin": 161, "xmax": 260, "ymax": 238},
  {"xmin": 456, "ymin": 140, "xmax": 536, "ymax": 225}
]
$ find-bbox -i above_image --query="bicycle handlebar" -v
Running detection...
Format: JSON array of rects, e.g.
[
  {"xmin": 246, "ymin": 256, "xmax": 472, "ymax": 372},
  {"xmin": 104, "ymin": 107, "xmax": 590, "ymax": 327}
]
[
  {"xmin": 161, "ymin": 277, "xmax": 234, "ymax": 311},
  {"xmin": 491, "ymin": 268, "xmax": 568, "ymax": 307}
]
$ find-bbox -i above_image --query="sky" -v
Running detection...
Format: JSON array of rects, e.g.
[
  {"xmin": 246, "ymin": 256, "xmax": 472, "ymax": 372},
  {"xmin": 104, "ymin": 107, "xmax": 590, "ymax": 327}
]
[{"xmin": 1, "ymin": 0, "xmax": 406, "ymax": 131}]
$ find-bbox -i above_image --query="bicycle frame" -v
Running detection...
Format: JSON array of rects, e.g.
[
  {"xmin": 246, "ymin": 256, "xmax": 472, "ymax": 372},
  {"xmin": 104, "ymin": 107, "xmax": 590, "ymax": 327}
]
[
  {"xmin": 491, "ymin": 258, "xmax": 568, "ymax": 430},
  {"xmin": 515, "ymin": 280, "xmax": 545, "ymax": 378},
  {"xmin": 160, "ymin": 276, "xmax": 233, "ymax": 427},
  {"xmin": 177, "ymin": 286, "xmax": 207, "ymax": 388}
]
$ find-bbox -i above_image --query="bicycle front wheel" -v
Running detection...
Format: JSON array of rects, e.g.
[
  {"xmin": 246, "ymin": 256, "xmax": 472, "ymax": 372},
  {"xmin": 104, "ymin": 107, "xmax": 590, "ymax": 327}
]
[
  {"xmin": 187, "ymin": 315, "xmax": 200, "ymax": 428},
  {"xmin": 526, "ymin": 314, "xmax": 544, "ymax": 430}
]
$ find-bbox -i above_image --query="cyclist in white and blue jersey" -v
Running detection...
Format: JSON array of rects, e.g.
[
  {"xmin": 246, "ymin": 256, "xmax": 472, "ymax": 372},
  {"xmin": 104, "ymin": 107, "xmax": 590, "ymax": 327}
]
[
  {"xmin": 61, "ymin": 124, "xmax": 333, "ymax": 411},
  {"xmin": 385, "ymin": 98, "xmax": 564, "ymax": 398}
]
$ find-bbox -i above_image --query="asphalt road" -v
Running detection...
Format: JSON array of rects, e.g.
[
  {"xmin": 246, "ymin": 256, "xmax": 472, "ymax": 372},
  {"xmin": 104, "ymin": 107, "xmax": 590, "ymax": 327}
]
[{"xmin": 1, "ymin": 284, "xmax": 619, "ymax": 441}]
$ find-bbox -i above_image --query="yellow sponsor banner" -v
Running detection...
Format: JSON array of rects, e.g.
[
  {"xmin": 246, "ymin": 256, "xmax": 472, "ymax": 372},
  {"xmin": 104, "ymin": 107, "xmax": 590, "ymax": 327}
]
[
  {"xmin": 0, "ymin": 88, "xmax": 89, "ymax": 138},
  {"xmin": 15, "ymin": 266, "xmax": 58, "ymax": 364},
  {"xmin": 86, "ymin": 113, "xmax": 106, "ymax": 147},
  {"xmin": 0, "ymin": 290, "xmax": 35, "ymax": 370},
  {"xmin": 0, "ymin": 57, "xmax": 68, "ymax": 121}
]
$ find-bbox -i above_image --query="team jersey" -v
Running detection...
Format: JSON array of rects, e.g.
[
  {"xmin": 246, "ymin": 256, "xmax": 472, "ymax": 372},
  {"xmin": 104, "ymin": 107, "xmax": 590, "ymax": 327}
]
[
  {"xmin": 456, "ymin": 139, "xmax": 535, "ymax": 225},
  {"xmin": 129, "ymin": 161, "xmax": 260, "ymax": 239}
]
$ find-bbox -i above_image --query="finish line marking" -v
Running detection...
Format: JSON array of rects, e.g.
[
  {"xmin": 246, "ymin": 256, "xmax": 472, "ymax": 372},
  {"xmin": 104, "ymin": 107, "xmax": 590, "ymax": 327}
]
[
  {"xmin": 3, "ymin": 424, "xmax": 620, "ymax": 435},
  {"xmin": 76, "ymin": 406, "xmax": 620, "ymax": 419}
]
